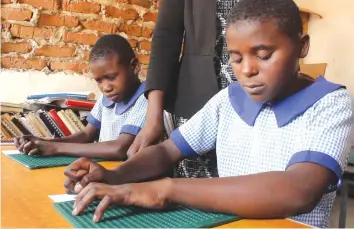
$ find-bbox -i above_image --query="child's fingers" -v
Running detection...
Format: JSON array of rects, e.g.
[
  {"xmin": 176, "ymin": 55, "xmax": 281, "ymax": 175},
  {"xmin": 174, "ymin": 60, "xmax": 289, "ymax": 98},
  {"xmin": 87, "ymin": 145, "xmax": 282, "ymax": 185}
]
[
  {"xmin": 18, "ymin": 141, "xmax": 26, "ymax": 152},
  {"xmin": 79, "ymin": 171, "xmax": 103, "ymax": 188},
  {"xmin": 64, "ymin": 158, "xmax": 92, "ymax": 180},
  {"xmin": 74, "ymin": 182, "xmax": 83, "ymax": 193},
  {"xmin": 23, "ymin": 141, "xmax": 34, "ymax": 154},
  {"xmin": 14, "ymin": 137, "xmax": 20, "ymax": 147},
  {"xmin": 93, "ymin": 195, "xmax": 114, "ymax": 222},
  {"xmin": 73, "ymin": 185, "xmax": 96, "ymax": 214},
  {"xmin": 64, "ymin": 169, "xmax": 89, "ymax": 185},
  {"xmin": 127, "ymin": 141, "xmax": 140, "ymax": 158},
  {"xmin": 28, "ymin": 148, "xmax": 39, "ymax": 156},
  {"xmin": 64, "ymin": 178, "xmax": 76, "ymax": 194}
]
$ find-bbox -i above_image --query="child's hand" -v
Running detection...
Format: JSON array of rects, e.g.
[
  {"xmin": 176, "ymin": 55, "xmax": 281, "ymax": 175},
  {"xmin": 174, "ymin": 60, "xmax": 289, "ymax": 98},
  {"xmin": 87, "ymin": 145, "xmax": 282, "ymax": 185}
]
[
  {"xmin": 64, "ymin": 157, "xmax": 112, "ymax": 194},
  {"xmin": 72, "ymin": 178, "xmax": 171, "ymax": 222},
  {"xmin": 14, "ymin": 135, "xmax": 44, "ymax": 154},
  {"xmin": 127, "ymin": 122, "xmax": 164, "ymax": 158},
  {"xmin": 30, "ymin": 141, "xmax": 59, "ymax": 156}
]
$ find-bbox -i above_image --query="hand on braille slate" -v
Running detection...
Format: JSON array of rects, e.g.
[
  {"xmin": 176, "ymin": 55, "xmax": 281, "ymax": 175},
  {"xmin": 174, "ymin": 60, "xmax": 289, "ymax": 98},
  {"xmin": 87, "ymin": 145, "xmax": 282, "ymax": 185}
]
[
  {"xmin": 72, "ymin": 178, "xmax": 171, "ymax": 222},
  {"xmin": 64, "ymin": 157, "xmax": 113, "ymax": 194},
  {"xmin": 14, "ymin": 135, "xmax": 56, "ymax": 156}
]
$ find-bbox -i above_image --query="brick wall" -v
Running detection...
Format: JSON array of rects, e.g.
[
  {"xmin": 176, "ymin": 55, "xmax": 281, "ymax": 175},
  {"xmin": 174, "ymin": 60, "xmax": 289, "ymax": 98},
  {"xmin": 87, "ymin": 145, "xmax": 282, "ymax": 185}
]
[{"xmin": 1, "ymin": 0, "xmax": 158, "ymax": 78}]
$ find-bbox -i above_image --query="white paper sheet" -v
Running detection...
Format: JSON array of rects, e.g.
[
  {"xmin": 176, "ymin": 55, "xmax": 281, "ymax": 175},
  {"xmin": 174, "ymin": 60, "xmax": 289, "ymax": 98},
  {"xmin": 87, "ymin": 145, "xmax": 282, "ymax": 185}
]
[
  {"xmin": 48, "ymin": 194, "xmax": 77, "ymax": 203},
  {"xmin": 2, "ymin": 150, "xmax": 22, "ymax": 155}
]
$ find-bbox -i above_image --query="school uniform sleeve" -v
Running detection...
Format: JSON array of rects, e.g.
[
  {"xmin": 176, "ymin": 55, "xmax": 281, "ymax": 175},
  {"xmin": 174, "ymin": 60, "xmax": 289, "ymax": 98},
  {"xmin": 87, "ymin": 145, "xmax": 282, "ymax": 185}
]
[
  {"xmin": 170, "ymin": 89, "xmax": 227, "ymax": 158},
  {"xmin": 120, "ymin": 95, "xmax": 148, "ymax": 136},
  {"xmin": 86, "ymin": 95, "xmax": 103, "ymax": 130},
  {"xmin": 287, "ymin": 89, "xmax": 354, "ymax": 191}
]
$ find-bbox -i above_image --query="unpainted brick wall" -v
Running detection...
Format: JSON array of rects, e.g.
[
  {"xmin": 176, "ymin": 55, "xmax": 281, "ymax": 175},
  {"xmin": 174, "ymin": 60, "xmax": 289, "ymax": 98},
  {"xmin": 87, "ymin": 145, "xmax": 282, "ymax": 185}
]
[{"xmin": 1, "ymin": 0, "xmax": 158, "ymax": 78}]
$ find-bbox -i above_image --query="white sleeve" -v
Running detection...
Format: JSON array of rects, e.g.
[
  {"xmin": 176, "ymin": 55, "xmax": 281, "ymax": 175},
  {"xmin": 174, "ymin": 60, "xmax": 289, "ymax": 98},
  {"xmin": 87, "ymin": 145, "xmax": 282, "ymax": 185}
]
[
  {"xmin": 287, "ymin": 89, "xmax": 354, "ymax": 190},
  {"xmin": 170, "ymin": 89, "xmax": 227, "ymax": 158}
]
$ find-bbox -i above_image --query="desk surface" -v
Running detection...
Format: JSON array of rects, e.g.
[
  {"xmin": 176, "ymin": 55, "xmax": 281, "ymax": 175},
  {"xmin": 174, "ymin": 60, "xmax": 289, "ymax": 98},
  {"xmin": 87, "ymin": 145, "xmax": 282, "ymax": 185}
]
[{"xmin": 1, "ymin": 145, "xmax": 310, "ymax": 228}]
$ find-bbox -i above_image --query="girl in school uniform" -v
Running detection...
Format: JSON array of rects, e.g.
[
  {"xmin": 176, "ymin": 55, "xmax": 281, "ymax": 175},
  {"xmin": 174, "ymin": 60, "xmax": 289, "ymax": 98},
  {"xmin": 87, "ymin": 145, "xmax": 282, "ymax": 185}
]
[
  {"xmin": 65, "ymin": 0, "xmax": 353, "ymax": 227},
  {"xmin": 15, "ymin": 35, "xmax": 150, "ymax": 160}
]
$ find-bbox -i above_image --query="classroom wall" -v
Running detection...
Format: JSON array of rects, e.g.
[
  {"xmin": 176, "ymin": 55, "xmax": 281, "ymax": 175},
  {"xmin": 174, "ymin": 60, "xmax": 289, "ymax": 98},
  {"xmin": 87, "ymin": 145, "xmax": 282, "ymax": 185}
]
[
  {"xmin": 1, "ymin": 0, "xmax": 354, "ymax": 103},
  {"xmin": 294, "ymin": 0, "xmax": 354, "ymax": 95},
  {"xmin": 0, "ymin": 0, "xmax": 156, "ymax": 75},
  {"xmin": 0, "ymin": 69, "xmax": 102, "ymax": 103}
]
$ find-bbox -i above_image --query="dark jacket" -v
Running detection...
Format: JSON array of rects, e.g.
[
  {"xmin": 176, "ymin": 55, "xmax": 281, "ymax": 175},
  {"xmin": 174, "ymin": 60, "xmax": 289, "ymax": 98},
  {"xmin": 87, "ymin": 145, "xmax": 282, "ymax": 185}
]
[{"xmin": 145, "ymin": 0, "xmax": 219, "ymax": 119}]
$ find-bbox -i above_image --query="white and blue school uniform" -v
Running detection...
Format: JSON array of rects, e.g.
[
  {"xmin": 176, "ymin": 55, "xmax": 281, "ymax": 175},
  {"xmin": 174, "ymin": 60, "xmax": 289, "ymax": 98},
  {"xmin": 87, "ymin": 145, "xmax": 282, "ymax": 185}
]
[
  {"xmin": 170, "ymin": 77, "xmax": 354, "ymax": 228},
  {"xmin": 87, "ymin": 82, "xmax": 147, "ymax": 142}
]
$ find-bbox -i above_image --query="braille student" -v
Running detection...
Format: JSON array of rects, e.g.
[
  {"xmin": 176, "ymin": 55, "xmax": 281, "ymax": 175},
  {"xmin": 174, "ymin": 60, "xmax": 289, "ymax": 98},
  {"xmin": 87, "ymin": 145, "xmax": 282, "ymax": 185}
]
[
  {"xmin": 15, "ymin": 35, "xmax": 149, "ymax": 160},
  {"xmin": 64, "ymin": 0, "xmax": 354, "ymax": 227}
]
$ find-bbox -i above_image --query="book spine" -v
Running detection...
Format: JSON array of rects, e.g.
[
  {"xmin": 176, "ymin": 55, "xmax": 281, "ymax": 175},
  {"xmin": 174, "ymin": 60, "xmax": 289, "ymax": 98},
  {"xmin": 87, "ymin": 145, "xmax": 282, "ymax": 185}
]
[
  {"xmin": 57, "ymin": 110, "xmax": 77, "ymax": 134},
  {"xmin": 35, "ymin": 111, "xmax": 54, "ymax": 138},
  {"xmin": 67, "ymin": 109, "xmax": 85, "ymax": 131},
  {"xmin": 1, "ymin": 123, "xmax": 13, "ymax": 138},
  {"xmin": 1, "ymin": 119, "xmax": 17, "ymax": 137},
  {"xmin": 41, "ymin": 111, "xmax": 65, "ymax": 138},
  {"xmin": 20, "ymin": 117, "xmax": 42, "ymax": 137},
  {"xmin": 64, "ymin": 110, "xmax": 81, "ymax": 133},
  {"xmin": 66, "ymin": 100, "xmax": 95, "ymax": 109},
  {"xmin": 25, "ymin": 113, "xmax": 47, "ymax": 138},
  {"xmin": 11, "ymin": 116, "xmax": 31, "ymax": 135},
  {"xmin": 48, "ymin": 109, "xmax": 71, "ymax": 136},
  {"xmin": 1, "ymin": 114, "xmax": 23, "ymax": 136}
]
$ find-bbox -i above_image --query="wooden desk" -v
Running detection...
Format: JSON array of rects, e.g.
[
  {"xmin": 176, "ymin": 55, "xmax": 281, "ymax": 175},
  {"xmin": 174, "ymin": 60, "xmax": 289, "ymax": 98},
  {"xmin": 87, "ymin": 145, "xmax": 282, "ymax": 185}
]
[{"xmin": 1, "ymin": 146, "xmax": 309, "ymax": 228}]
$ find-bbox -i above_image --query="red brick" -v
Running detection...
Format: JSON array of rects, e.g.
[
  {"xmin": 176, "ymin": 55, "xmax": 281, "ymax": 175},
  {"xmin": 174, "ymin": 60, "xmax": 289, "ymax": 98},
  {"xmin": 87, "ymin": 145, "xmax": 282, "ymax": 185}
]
[
  {"xmin": 64, "ymin": 31, "xmax": 98, "ymax": 45},
  {"xmin": 1, "ymin": 0, "xmax": 12, "ymax": 4},
  {"xmin": 131, "ymin": 0, "xmax": 152, "ymax": 8},
  {"xmin": 82, "ymin": 20, "xmax": 117, "ymax": 33},
  {"xmin": 83, "ymin": 50, "xmax": 90, "ymax": 60},
  {"xmin": 128, "ymin": 39, "xmax": 137, "ymax": 48},
  {"xmin": 10, "ymin": 24, "xmax": 54, "ymax": 39},
  {"xmin": 139, "ymin": 40, "xmax": 151, "ymax": 51},
  {"xmin": 1, "ymin": 57, "xmax": 46, "ymax": 70},
  {"xmin": 63, "ymin": 0, "xmax": 101, "ymax": 14},
  {"xmin": 137, "ymin": 54, "xmax": 149, "ymax": 64},
  {"xmin": 143, "ymin": 12, "xmax": 157, "ymax": 22},
  {"xmin": 141, "ymin": 27, "xmax": 153, "ymax": 38},
  {"xmin": 35, "ymin": 45, "xmax": 75, "ymax": 57},
  {"xmin": 105, "ymin": 6, "xmax": 138, "ymax": 20},
  {"xmin": 38, "ymin": 14, "xmax": 79, "ymax": 27},
  {"xmin": 1, "ymin": 8, "xmax": 33, "ymax": 21},
  {"xmin": 33, "ymin": 27, "xmax": 55, "ymax": 39},
  {"xmin": 10, "ymin": 24, "xmax": 34, "ymax": 38},
  {"xmin": 18, "ymin": 0, "xmax": 59, "ymax": 10},
  {"xmin": 50, "ymin": 61, "xmax": 88, "ymax": 73},
  {"xmin": 1, "ymin": 42, "xmax": 32, "ymax": 53},
  {"xmin": 119, "ymin": 23, "xmax": 141, "ymax": 37}
]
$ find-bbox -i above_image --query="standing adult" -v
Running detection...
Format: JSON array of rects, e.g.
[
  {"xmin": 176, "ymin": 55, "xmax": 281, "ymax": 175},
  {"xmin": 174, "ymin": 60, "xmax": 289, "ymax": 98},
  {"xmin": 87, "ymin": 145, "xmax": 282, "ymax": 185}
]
[{"xmin": 128, "ymin": 0, "xmax": 239, "ymax": 178}]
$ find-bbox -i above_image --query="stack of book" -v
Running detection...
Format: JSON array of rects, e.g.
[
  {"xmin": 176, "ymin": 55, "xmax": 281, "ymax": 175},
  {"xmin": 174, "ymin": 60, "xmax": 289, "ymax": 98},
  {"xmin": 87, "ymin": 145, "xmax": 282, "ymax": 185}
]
[
  {"xmin": 24, "ymin": 92, "xmax": 96, "ymax": 111},
  {"xmin": 1, "ymin": 109, "xmax": 86, "ymax": 139},
  {"xmin": 1, "ymin": 92, "xmax": 97, "ymax": 144}
]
